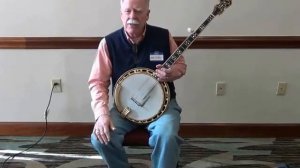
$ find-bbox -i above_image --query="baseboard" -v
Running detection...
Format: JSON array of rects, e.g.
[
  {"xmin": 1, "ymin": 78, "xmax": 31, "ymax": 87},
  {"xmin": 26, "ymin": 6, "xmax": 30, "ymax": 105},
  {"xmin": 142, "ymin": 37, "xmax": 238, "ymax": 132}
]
[{"xmin": 1, "ymin": 122, "xmax": 300, "ymax": 137}]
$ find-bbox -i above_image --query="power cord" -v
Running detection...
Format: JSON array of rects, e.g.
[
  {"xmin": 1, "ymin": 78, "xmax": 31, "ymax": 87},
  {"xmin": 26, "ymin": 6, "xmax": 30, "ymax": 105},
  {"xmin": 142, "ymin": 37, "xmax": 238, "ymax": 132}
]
[{"xmin": 1, "ymin": 83, "xmax": 57, "ymax": 168}]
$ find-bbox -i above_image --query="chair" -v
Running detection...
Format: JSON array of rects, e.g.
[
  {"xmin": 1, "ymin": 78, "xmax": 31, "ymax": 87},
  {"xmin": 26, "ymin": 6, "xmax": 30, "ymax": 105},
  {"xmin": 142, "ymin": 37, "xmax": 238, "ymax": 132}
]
[{"xmin": 123, "ymin": 127, "xmax": 150, "ymax": 146}]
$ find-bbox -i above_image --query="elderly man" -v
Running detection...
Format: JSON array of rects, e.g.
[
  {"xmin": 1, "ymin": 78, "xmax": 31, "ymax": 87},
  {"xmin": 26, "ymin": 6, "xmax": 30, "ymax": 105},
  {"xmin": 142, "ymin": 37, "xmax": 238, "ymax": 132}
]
[{"xmin": 89, "ymin": 0, "xmax": 186, "ymax": 167}]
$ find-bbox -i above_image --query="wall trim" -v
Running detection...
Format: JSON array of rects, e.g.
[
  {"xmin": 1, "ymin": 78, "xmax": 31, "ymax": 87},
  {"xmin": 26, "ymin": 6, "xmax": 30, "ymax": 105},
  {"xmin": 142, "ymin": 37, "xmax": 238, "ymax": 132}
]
[
  {"xmin": 0, "ymin": 122, "xmax": 299, "ymax": 137},
  {"xmin": 1, "ymin": 36, "xmax": 300, "ymax": 49}
]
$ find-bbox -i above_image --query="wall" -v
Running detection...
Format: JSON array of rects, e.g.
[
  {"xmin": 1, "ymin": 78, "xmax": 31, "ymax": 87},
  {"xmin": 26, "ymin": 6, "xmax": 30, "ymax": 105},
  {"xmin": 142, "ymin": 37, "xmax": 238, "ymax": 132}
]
[{"xmin": 0, "ymin": 0, "xmax": 299, "ymax": 123}]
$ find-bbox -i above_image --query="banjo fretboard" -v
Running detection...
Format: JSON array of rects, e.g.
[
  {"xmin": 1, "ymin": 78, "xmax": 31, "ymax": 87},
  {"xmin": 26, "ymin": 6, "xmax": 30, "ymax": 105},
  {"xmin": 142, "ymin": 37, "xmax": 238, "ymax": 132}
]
[{"xmin": 162, "ymin": 0, "xmax": 232, "ymax": 69}]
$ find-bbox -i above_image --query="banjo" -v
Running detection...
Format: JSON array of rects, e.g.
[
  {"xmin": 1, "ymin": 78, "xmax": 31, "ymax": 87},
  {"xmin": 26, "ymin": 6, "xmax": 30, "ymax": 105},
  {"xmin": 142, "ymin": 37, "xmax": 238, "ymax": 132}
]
[{"xmin": 114, "ymin": 0, "xmax": 232, "ymax": 124}]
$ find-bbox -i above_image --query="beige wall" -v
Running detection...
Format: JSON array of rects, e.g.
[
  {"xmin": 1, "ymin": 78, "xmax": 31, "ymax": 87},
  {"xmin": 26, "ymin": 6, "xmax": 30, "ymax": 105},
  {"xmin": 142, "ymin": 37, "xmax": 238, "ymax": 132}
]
[{"xmin": 0, "ymin": 0, "xmax": 300, "ymax": 123}]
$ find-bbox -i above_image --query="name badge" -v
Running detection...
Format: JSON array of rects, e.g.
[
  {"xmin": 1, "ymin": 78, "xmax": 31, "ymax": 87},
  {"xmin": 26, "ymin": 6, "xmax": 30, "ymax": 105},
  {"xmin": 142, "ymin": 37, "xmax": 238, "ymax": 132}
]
[{"xmin": 150, "ymin": 52, "xmax": 164, "ymax": 61}]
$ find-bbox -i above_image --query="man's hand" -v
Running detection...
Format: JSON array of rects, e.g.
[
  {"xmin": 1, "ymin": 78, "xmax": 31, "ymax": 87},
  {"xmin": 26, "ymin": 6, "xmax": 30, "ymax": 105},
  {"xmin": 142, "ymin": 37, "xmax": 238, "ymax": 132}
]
[
  {"xmin": 93, "ymin": 114, "xmax": 116, "ymax": 145},
  {"xmin": 156, "ymin": 64, "xmax": 185, "ymax": 82},
  {"xmin": 155, "ymin": 64, "xmax": 173, "ymax": 82}
]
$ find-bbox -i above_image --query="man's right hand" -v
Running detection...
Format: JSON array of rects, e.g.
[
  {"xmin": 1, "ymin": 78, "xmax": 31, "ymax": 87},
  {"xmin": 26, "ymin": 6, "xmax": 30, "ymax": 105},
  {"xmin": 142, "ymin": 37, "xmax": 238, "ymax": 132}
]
[{"xmin": 93, "ymin": 114, "xmax": 116, "ymax": 145}]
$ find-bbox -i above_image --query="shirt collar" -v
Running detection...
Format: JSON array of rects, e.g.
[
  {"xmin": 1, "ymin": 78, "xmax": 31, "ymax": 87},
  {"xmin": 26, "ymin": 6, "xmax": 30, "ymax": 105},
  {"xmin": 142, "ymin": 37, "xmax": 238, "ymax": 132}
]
[{"xmin": 124, "ymin": 25, "xmax": 147, "ymax": 44}]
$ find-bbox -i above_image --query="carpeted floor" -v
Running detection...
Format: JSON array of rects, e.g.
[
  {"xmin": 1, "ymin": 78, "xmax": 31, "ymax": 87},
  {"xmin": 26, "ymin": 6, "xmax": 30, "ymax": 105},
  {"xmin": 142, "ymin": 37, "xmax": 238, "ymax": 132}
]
[{"xmin": 0, "ymin": 136, "xmax": 299, "ymax": 168}]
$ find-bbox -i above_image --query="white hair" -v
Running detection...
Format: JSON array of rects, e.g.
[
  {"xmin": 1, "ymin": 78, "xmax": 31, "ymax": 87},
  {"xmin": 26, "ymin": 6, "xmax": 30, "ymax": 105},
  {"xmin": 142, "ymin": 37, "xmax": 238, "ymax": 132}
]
[{"xmin": 120, "ymin": 0, "xmax": 150, "ymax": 8}]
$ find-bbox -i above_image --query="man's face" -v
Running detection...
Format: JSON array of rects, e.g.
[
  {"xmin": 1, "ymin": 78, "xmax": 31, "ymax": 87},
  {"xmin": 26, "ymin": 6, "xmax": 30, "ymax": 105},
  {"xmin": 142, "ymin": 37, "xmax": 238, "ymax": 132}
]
[{"xmin": 120, "ymin": 0, "xmax": 150, "ymax": 37}]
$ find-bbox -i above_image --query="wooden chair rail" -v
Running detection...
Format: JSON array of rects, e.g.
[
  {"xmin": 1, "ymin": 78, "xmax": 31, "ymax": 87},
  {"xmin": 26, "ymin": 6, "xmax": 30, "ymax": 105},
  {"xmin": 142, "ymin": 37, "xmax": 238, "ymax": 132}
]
[{"xmin": 1, "ymin": 36, "xmax": 300, "ymax": 49}]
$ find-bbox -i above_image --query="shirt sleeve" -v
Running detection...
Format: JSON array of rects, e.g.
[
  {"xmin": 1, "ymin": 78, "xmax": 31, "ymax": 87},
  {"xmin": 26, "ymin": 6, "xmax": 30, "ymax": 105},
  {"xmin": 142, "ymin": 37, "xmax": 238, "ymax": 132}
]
[{"xmin": 88, "ymin": 38, "xmax": 112, "ymax": 120}]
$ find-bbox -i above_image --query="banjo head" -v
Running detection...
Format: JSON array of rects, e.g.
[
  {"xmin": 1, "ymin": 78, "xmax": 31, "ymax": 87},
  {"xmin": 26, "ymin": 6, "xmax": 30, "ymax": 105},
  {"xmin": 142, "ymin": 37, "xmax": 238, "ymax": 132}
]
[{"xmin": 114, "ymin": 68, "xmax": 170, "ymax": 124}]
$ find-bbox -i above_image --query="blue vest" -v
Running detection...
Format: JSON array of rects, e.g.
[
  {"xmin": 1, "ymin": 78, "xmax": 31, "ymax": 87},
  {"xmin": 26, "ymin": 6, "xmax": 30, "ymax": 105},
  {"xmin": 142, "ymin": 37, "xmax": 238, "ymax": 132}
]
[{"xmin": 106, "ymin": 24, "xmax": 176, "ymax": 98}]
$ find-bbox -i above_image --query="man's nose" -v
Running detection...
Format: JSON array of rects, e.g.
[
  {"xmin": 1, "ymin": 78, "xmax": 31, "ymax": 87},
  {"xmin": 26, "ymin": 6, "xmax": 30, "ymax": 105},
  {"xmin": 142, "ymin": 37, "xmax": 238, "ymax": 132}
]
[{"xmin": 129, "ymin": 11, "xmax": 137, "ymax": 17}]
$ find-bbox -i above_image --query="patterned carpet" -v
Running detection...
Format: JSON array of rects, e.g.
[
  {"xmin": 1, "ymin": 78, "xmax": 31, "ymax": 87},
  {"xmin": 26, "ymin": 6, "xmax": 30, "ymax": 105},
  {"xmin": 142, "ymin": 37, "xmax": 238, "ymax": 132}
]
[{"xmin": 0, "ymin": 136, "xmax": 299, "ymax": 168}]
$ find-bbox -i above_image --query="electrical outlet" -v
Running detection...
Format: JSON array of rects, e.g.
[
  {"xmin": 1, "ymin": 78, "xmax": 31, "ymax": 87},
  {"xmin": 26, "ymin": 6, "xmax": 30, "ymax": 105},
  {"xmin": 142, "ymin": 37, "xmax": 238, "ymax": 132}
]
[
  {"xmin": 216, "ymin": 82, "xmax": 226, "ymax": 96},
  {"xmin": 276, "ymin": 82, "xmax": 287, "ymax": 96},
  {"xmin": 51, "ymin": 79, "xmax": 62, "ymax": 93}
]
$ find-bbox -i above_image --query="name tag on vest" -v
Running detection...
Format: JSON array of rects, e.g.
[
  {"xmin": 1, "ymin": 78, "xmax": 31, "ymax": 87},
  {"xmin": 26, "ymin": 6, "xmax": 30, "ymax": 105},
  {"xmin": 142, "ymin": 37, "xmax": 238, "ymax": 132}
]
[{"xmin": 150, "ymin": 51, "xmax": 164, "ymax": 61}]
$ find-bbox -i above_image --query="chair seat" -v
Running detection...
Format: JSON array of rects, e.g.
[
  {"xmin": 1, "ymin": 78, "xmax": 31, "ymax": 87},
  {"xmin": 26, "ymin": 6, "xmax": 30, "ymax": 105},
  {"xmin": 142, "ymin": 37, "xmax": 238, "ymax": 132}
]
[{"xmin": 123, "ymin": 127, "xmax": 150, "ymax": 146}]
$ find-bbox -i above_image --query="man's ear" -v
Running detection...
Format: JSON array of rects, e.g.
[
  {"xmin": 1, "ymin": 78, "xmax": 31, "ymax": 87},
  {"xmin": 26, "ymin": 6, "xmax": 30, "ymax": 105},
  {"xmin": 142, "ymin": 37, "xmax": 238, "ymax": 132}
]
[{"xmin": 146, "ymin": 10, "xmax": 150, "ymax": 20}]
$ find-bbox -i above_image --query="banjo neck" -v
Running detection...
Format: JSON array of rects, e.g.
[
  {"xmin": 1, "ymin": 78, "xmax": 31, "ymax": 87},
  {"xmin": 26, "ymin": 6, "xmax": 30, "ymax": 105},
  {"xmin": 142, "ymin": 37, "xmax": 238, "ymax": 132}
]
[{"xmin": 162, "ymin": 0, "xmax": 232, "ymax": 69}]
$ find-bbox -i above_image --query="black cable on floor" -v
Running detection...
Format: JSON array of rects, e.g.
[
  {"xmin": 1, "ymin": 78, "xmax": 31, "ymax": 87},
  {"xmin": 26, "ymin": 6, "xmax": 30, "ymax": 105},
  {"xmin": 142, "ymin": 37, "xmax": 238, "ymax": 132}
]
[{"xmin": 1, "ymin": 84, "xmax": 56, "ymax": 168}]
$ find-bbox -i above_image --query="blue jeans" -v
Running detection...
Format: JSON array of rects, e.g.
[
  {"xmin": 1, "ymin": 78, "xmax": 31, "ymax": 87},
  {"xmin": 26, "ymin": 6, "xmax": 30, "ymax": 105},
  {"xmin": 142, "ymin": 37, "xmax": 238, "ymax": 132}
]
[{"xmin": 91, "ymin": 99, "xmax": 183, "ymax": 168}]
